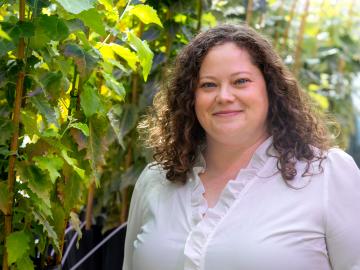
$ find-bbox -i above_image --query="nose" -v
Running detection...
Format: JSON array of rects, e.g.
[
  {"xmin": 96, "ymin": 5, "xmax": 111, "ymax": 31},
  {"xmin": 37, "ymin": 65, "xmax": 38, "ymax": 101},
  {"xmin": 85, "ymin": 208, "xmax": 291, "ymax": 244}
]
[{"xmin": 217, "ymin": 84, "xmax": 235, "ymax": 103}]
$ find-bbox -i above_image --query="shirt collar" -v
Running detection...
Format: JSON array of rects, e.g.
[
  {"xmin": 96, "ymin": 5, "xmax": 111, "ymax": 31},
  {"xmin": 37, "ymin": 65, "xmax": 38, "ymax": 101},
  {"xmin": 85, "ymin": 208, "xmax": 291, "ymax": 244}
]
[{"xmin": 191, "ymin": 136, "xmax": 275, "ymax": 181}]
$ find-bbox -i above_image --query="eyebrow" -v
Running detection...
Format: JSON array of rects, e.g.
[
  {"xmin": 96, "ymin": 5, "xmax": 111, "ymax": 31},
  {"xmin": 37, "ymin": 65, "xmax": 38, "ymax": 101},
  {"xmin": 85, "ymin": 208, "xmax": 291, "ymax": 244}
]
[{"xmin": 199, "ymin": 71, "xmax": 252, "ymax": 80}]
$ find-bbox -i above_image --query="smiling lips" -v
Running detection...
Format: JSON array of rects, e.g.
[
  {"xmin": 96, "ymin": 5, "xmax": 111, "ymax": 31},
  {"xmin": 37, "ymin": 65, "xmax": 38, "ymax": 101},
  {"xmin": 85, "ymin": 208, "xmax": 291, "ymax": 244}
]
[{"xmin": 212, "ymin": 110, "xmax": 244, "ymax": 116}]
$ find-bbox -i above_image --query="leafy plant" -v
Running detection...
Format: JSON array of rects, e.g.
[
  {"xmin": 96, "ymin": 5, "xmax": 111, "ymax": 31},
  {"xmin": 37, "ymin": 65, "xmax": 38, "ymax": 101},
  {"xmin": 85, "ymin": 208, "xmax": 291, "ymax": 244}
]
[{"xmin": 0, "ymin": 0, "xmax": 162, "ymax": 268}]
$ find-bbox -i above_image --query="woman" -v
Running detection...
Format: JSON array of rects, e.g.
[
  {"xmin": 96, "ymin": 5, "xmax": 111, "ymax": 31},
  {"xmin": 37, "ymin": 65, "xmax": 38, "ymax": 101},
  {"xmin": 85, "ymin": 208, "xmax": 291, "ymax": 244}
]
[{"xmin": 123, "ymin": 24, "xmax": 360, "ymax": 270}]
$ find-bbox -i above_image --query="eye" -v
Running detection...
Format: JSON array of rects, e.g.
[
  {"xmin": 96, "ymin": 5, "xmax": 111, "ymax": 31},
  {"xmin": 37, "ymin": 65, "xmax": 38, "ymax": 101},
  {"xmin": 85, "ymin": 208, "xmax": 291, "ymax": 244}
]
[
  {"xmin": 199, "ymin": 82, "xmax": 217, "ymax": 88},
  {"xmin": 234, "ymin": 78, "xmax": 250, "ymax": 85}
]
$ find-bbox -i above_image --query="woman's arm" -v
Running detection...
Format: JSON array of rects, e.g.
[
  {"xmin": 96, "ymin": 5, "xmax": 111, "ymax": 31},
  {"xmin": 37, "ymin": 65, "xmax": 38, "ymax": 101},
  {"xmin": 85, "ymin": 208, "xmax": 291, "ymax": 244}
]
[
  {"xmin": 122, "ymin": 165, "xmax": 150, "ymax": 270},
  {"xmin": 324, "ymin": 149, "xmax": 360, "ymax": 269}
]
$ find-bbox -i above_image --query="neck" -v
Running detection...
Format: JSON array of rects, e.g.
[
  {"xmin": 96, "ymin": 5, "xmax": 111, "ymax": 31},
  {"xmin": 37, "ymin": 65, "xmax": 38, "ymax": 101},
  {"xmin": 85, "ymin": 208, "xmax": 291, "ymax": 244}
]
[{"xmin": 203, "ymin": 133, "xmax": 269, "ymax": 178}]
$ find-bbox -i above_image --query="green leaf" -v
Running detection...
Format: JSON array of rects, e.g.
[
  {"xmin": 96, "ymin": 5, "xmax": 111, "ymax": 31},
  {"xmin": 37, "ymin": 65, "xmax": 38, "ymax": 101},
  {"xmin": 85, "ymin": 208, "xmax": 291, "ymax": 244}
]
[
  {"xmin": 108, "ymin": 104, "xmax": 138, "ymax": 149},
  {"xmin": 17, "ymin": 163, "xmax": 52, "ymax": 209},
  {"xmin": 30, "ymin": 94, "xmax": 59, "ymax": 128},
  {"xmin": 6, "ymin": 231, "xmax": 31, "ymax": 265},
  {"xmin": 86, "ymin": 115, "xmax": 109, "ymax": 180},
  {"xmin": 103, "ymin": 73, "xmax": 126, "ymax": 98},
  {"xmin": 110, "ymin": 43, "xmax": 139, "ymax": 71},
  {"xmin": 55, "ymin": 0, "xmax": 96, "ymax": 14},
  {"xmin": 32, "ymin": 209, "xmax": 60, "ymax": 252},
  {"xmin": 26, "ymin": 187, "xmax": 52, "ymax": 217},
  {"xmin": 17, "ymin": 255, "xmax": 35, "ymax": 270},
  {"xmin": 63, "ymin": 43, "xmax": 98, "ymax": 79},
  {"xmin": 75, "ymin": 31, "xmax": 92, "ymax": 50},
  {"xmin": 33, "ymin": 155, "xmax": 64, "ymax": 183},
  {"xmin": 127, "ymin": 31, "xmax": 153, "ymax": 81},
  {"xmin": 30, "ymin": 15, "xmax": 69, "ymax": 48},
  {"xmin": 61, "ymin": 149, "xmax": 85, "ymax": 179},
  {"xmin": 0, "ymin": 118, "xmax": 13, "ymax": 145},
  {"xmin": 80, "ymin": 85, "xmax": 103, "ymax": 117},
  {"xmin": 0, "ymin": 40, "xmax": 16, "ymax": 56},
  {"xmin": 14, "ymin": 21, "xmax": 35, "ymax": 38},
  {"xmin": 78, "ymin": 8, "xmax": 106, "ymax": 36},
  {"xmin": 51, "ymin": 202, "xmax": 66, "ymax": 242},
  {"xmin": 41, "ymin": 71, "xmax": 64, "ymax": 100},
  {"xmin": 21, "ymin": 110, "xmax": 40, "ymax": 138},
  {"xmin": 0, "ymin": 181, "xmax": 10, "ymax": 215},
  {"xmin": 128, "ymin": 4, "xmax": 163, "ymax": 27},
  {"xmin": 3, "ymin": 21, "xmax": 35, "ymax": 40},
  {"xmin": 69, "ymin": 122, "xmax": 89, "ymax": 136},
  {"xmin": 63, "ymin": 173, "xmax": 83, "ymax": 213}
]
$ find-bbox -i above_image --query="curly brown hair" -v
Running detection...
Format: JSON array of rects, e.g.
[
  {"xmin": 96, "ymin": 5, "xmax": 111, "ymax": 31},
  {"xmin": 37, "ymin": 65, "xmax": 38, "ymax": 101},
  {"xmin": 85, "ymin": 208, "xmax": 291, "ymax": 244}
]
[{"xmin": 139, "ymin": 24, "xmax": 335, "ymax": 184}]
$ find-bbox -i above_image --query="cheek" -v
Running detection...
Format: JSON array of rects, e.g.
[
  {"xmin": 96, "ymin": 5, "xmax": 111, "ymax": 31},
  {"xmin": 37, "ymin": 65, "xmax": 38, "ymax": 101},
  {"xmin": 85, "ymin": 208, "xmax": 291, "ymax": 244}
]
[{"xmin": 194, "ymin": 93, "xmax": 208, "ymax": 114}]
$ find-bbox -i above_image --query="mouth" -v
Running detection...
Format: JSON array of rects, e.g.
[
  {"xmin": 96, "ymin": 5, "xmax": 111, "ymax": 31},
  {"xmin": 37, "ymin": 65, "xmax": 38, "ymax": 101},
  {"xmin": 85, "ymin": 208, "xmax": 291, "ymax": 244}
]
[{"xmin": 213, "ymin": 110, "xmax": 244, "ymax": 116}]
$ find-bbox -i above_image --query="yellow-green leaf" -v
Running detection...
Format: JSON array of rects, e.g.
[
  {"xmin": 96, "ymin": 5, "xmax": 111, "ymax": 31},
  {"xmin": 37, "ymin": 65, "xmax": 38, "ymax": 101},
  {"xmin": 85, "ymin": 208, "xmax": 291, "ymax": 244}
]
[
  {"xmin": 128, "ymin": 4, "xmax": 163, "ymax": 27},
  {"xmin": 202, "ymin": 12, "xmax": 217, "ymax": 27},
  {"xmin": 309, "ymin": 92, "xmax": 329, "ymax": 110},
  {"xmin": 111, "ymin": 43, "xmax": 139, "ymax": 71},
  {"xmin": 308, "ymin": 83, "xmax": 320, "ymax": 92},
  {"xmin": 127, "ymin": 31, "xmax": 153, "ymax": 81},
  {"xmin": 97, "ymin": 43, "xmax": 116, "ymax": 61},
  {"xmin": 78, "ymin": 8, "xmax": 106, "ymax": 36},
  {"xmin": 0, "ymin": 26, "xmax": 11, "ymax": 40},
  {"xmin": 61, "ymin": 150, "xmax": 85, "ymax": 179},
  {"xmin": 70, "ymin": 122, "xmax": 90, "ymax": 136}
]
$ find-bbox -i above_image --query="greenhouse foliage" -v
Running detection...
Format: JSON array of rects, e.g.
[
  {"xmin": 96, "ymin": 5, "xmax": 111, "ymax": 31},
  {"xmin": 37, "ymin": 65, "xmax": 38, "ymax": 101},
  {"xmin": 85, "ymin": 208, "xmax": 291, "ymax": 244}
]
[{"xmin": 0, "ymin": 0, "xmax": 359, "ymax": 269}]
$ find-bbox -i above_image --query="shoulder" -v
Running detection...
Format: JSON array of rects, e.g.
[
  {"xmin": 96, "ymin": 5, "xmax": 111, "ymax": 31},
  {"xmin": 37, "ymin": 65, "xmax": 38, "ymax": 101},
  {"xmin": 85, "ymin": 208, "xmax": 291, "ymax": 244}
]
[
  {"xmin": 324, "ymin": 147, "xmax": 359, "ymax": 172},
  {"xmin": 135, "ymin": 162, "xmax": 168, "ymax": 192},
  {"xmin": 322, "ymin": 147, "xmax": 360, "ymax": 189}
]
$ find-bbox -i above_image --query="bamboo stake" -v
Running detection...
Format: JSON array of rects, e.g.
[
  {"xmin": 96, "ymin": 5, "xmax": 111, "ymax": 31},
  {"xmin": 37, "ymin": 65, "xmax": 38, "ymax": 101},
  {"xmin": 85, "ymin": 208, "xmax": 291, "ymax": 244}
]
[
  {"xmin": 293, "ymin": 0, "xmax": 310, "ymax": 77},
  {"xmin": 162, "ymin": 9, "xmax": 174, "ymax": 78},
  {"xmin": 282, "ymin": 0, "xmax": 298, "ymax": 50},
  {"xmin": 120, "ymin": 149, "xmax": 132, "ymax": 224},
  {"xmin": 246, "ymin": 0, "xmax": 254, "ymax": 25},
  {"xmin": 196, "ymin": 0, "xmax": 203, "ymax": 32},
  {"xmin": 2, "ymin": 1, "xmax": 26, "ymax": 269}
]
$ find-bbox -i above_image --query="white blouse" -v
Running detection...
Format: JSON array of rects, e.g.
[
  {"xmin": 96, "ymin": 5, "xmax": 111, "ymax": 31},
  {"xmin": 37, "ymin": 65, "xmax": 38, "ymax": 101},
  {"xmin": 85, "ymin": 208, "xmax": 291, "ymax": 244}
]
[{"xmin": 122, "ymin": 138, "xmax": 360, "ymax": 270}]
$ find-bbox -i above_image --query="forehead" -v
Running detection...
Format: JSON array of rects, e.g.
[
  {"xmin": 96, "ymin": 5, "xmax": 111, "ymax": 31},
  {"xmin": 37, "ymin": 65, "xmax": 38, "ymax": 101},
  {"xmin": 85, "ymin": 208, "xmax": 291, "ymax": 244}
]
[{"xmin": 199, "ymin": 42, "xmax": 258, "ymax": 75}]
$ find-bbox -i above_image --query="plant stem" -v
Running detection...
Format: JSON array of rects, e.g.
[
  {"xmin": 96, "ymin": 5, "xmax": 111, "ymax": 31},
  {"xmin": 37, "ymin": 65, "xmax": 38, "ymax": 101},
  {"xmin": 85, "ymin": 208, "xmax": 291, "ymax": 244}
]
[
  {"xmin": 293, "ymin": 0, "xmax": 310, "ymax": 77},
  {"xmin": 120, "ymin": 148, "xmax": 132, "ymax": 224},
  {"xmin": 2, "ymin": 1, "xmax": 26, "ymax": 269},
  {"xmin": 196, "ymin": 0, "xmax": 203, "ymax": 32},
  {"xmin": 102, "ymin": 0, "xmax": 132, "ymax": 45},
  {"xmin": 246, "ymin": 0, "xmax": 254, "ymax": 25},
  {"xmin": 85, "ymin": 180, "xmax": 96, "ymax": 230},
  {"xmin": 282, "ymin": 0, "xmax": 298, "ymax": 51}
]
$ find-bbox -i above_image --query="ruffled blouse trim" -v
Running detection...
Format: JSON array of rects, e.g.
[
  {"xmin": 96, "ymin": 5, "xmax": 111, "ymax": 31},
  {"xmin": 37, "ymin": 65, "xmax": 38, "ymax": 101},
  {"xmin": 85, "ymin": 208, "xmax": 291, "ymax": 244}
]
[{"xmin": 184, "ymin": 137, "xmax": 276, "ymax": 270}]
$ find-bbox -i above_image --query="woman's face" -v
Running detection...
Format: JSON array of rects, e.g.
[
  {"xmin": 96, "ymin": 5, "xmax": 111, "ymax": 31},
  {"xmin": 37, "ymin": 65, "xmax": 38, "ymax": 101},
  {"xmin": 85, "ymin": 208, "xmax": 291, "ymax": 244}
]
[{"xmin": 195, "ymin": 42, "xmax": 269, "ymax": 147}]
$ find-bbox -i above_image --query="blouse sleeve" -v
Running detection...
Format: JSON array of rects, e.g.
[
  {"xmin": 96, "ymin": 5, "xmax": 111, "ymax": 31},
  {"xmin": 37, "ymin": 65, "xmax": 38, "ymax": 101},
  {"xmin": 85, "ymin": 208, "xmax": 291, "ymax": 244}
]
[
  {"xmin": 324, "ymin": 149, "xmax": 360, "ymax": 269},
  {"xmin": 122, "ymin": 165, "xmax": 150, "ymax": 270}
]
